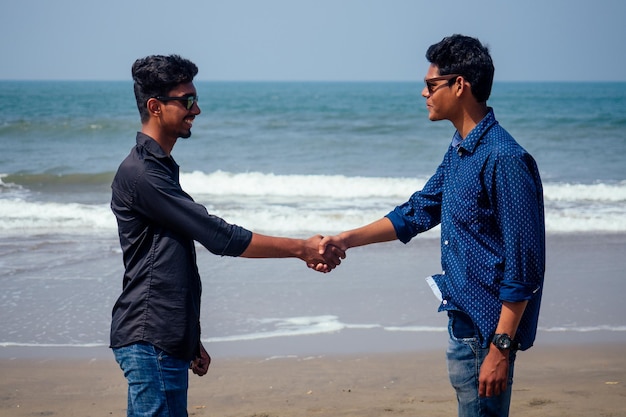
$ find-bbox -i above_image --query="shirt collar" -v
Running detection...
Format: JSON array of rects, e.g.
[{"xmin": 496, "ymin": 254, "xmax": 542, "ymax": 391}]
[
  {"xmin": 136, "ymin": 132, "xmax": 170, "ymax": 159},
  {"xmin": 451, "ymin": 108, "xmax": 497, "ymax": 153}
]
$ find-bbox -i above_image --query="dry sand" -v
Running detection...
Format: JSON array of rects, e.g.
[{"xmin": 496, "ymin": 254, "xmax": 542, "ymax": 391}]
[{"xmin": 1, "ymin": 344, "xmax": 625, "ymax": 417}]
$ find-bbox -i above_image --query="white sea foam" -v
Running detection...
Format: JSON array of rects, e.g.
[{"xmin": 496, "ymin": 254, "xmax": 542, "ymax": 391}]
[
  {"xmin": 204, "ymin": 316, "xmax": 625, "ymax": 344},
  {"xmin": 181, "ymin": 170, "xmax": 425, "ymax": 198},
  {"xmin": 539, "ymin": 325, "xmax": 626, "ymax": 332},
  {"xmin": 0, "ymin": 342, "xmax": 107, "ymax": 348},
  {"xmin": 1, "ymin": 172, "xmax": 625, "ymax": 235},
  {"xmin": 198, "ymin": 316, "xmax": 626, "ymax": 345},
  {"xmin": 2, "ymin": 318, "xmax": 624, "ymax": 349},
  {"xmin": 0, "ymin": 198, "xmax": 114, "ymax": 233}
]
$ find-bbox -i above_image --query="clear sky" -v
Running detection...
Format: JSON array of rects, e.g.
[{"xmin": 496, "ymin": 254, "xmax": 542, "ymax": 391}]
[{"xmin": 2, "ymin": 0, "xmax": 625, "ymax": 82}]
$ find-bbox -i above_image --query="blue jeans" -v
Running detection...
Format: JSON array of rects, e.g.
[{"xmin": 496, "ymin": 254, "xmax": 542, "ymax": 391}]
[
  {"xmin": 113, "ymin": 342, "xmax": 190, "ymax": 417},
  {"xmin": 446, "ymin": 312, "xmax": 516, "ymax": 417}
]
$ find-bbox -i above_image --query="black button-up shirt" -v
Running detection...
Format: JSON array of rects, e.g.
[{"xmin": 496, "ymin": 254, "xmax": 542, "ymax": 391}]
[{"xmin": 110, "ymin": 133, "xmax": 253, "ymax": 360}]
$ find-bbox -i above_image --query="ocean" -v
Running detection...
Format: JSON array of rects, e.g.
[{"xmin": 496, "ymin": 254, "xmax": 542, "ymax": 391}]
[{"xmin": 1, "ymin": 81, "xmax": 625, "ymax": 355}]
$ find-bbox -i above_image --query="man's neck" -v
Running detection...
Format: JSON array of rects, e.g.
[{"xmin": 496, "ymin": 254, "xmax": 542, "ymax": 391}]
[
  {"xmin": 141, "ymin": 125, "xmax": 176, "ymax": 156},
  {"xmin": 452, "ymin": 103, "xmax": 489, "ymax": 139}
]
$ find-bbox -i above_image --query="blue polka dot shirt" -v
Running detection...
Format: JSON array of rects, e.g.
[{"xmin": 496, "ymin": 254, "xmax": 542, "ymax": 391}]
[{"xmin": 386, "ymin": 109, "xmax": 545, "ymax": 350}]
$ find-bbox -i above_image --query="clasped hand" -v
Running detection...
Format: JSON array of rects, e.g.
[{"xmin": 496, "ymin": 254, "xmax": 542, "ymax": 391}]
[{"xmin": 306, "ymin": 234, "xmax": 346, "ymax": 273}]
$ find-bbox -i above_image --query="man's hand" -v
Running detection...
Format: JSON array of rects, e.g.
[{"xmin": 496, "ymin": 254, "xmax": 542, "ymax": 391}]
[
  {"xmin": 304, "ymin": 235, "xmax": 346, "ymax": 273},
  {"xmin": 307, "ymin": 234, "xmax": 348, "ymax": 272},
  {"xmin": 190, "ymin": 342, "xmax": 211, "ymax": 376},
  {"xmin": 479, "ymin": 301, "xmax": 527, "ymax": 396},
  {"xmin": 318, "ymin": 234, "xmax": 348, "ymax": 254},
  {"xmin": 478, "ymin": 345, "xmax": 509, "ymax": 397}
]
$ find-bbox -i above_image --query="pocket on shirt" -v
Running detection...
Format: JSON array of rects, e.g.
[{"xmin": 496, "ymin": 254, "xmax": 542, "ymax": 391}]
[{"xmin": 450, "ymin": 185, "xmax": 480, "ymax": 225}]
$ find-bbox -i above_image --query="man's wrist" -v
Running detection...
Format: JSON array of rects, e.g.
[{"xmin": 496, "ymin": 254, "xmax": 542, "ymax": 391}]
[{"xmin": 491, "ymin": 333, "xmax": 519, "ymax": 351}]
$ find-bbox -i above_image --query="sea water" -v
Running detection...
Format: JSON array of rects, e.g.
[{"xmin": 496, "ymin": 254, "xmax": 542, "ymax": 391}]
[{"xmin": 1, "ymin": 81, "xmax": 625, "ymax": 352}]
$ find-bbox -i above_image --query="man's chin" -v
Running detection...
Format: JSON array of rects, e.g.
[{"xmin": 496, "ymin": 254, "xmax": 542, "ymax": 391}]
[{"xmin": 427, "ymin": 113, "xmax": 443, "ymax": 122}]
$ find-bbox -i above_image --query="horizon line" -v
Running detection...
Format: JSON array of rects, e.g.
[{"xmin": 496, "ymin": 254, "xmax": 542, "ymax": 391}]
[{"xmin": 1, "ymin": 78, "xmax": 625, "ymax": 83}]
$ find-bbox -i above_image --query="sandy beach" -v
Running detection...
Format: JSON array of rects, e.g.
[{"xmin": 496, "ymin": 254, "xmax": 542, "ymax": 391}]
[{"xmin": 1, "ymin": 342, "xmax": 625, "ymax": 417}]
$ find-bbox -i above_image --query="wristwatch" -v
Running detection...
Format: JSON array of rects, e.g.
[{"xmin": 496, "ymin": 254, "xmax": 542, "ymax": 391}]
[{"xmin": 491, "ymin": 333, "xmax": 518, "ymax": 351}]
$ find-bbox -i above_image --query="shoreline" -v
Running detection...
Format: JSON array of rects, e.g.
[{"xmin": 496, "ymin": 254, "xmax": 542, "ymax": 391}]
[
  {"xmin": 1, "ymin": 232, "xmax": 625, "ymax": 361},
  {"xmin": 2, "ymin": 328, "xmax": 626, "ymax": 361}
]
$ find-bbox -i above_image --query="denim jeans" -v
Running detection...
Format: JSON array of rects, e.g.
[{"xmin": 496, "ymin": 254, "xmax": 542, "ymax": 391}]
[
  {"xmin": 446, "ymin": 312, "xmax": 516, "ymax": 417},
  {"xmin": 113, "ymin": 342, "xmax": 190, "ymax": 417}
]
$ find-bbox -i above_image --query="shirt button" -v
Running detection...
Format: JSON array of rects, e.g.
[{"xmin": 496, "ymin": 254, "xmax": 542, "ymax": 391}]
[
  {"xmin": 444, "ymin": 240, "xmax": 449, "ymax": 245},
  {"xmin": 443, "ymin": 300, "xmax": 448, "ymax": 305}
]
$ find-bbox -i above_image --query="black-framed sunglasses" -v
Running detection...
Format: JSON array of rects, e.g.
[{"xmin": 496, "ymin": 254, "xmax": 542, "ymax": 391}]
[
  {"xmin": 424, "ymin": 74, "xmax": 461, "ymax": 95},
  {"xmin": 155, "ymin": 95, "xmax": 199, "ymax": 110}
]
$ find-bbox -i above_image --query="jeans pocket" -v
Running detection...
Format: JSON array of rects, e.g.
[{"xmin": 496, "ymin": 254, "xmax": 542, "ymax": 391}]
[{"xmin": 448, "ymin": 311, "xmax": 477, "ymax": 340}]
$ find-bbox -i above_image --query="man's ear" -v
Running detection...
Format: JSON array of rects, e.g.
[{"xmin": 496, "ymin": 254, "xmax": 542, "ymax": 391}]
[
  {"xmin": 146, "ymin": 98, "xmax": 161, "ymax": 116},
  {"xmin": 455, "ymin": 76, "xmax": 469, "ymax": 97}
]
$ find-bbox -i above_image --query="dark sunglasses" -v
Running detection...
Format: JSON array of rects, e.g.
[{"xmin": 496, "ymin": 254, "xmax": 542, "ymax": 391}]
[
  {"xmin": 424, "ymin": 74, "xmax": 461, "ymax": 95},
  {"xmin": 155, "ymin": 95, "xmax": 199, "ymax": 110}
]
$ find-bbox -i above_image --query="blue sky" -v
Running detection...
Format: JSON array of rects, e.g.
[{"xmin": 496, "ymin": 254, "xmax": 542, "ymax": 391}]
[{"xmin": 2, "ymin": 0, "xmax": 625, "ymax": 81}]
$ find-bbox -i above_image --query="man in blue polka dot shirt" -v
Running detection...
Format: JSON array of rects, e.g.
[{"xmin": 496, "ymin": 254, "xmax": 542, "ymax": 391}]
[{"xmin": 316, "ymin": 34, "xmax": 545, "ymax": 417}]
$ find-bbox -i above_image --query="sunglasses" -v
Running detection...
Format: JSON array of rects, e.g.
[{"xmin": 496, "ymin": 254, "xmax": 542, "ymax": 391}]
[
  {"xmin": 155, "ymin": 95, "xmax": 199, "ymax": 110},
  {"xmin": 424, "ymin": 74, "xmax": 461, "ymax": 95}
]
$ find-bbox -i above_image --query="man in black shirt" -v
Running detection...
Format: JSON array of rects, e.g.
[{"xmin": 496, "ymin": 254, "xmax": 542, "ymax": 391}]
[{"xmin": 111, "ymin": 54, "xmax": 343, "ymax": 417}]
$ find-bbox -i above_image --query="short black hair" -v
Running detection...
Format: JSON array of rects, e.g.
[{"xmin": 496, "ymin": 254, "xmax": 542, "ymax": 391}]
[
  {"xmin": 131, "ymin": 54, "xmax": 199, "ymax": 122},
  {"xmin": 426, "ymin": 35, "xmax": 494, "ymax": 103}
]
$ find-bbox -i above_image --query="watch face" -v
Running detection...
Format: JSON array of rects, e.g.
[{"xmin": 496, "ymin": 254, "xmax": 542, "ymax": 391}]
[
  {"xmin": 494, "ymin": 334, "xmax": 512, "ymax": 349},
  {"xmin": 499, "ymin": 337, "xmax": 511, "ymax": 349}
]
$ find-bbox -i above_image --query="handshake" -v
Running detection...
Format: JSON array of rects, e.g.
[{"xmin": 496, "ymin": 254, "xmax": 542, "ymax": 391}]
[
  {"xmin": 297, "ymin": 218, "xmax": 396, "ymax": 273},
  {"xmin": 271, "ymin": 218, "xmax": 395, "ymax": 273},
  {"xmin": 302, "ymin": 234, "xmax": 346, "ymax": 273}
]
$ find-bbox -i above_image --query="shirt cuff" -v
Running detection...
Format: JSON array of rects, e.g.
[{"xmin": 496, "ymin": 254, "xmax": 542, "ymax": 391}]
[
  {"xmin": 499, "ymin": 280, "xmax": 541, "ymax": 302},
  {"xmin": 385, "ymin": 210, "xmax": 412, "ymax": 244}
]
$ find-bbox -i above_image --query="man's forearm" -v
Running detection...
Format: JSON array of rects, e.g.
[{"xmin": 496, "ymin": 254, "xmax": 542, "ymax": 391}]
[
  {"xmin": 494, "ymin": 301, "xmax": 528, "ymax": 338},
  {"xmin": 338, "ymin": 217, "xmax": 398, "ymax": 249},
  {"xmin": 240, "ymin": 233, "xmax": 305, "ymax": 259}
]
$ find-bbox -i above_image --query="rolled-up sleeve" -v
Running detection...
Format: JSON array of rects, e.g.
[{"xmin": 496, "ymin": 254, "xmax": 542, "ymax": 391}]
[
  {"xmin": 490, "ymin": 154, "xmax": 545, "ymax": 302},
  {"xmin": 385, "ymin": 160, "xmax": 446, "ymax": 243}
]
